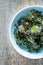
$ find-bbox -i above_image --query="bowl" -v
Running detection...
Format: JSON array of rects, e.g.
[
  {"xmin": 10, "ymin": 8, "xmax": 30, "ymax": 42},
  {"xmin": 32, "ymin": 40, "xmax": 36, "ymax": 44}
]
[{"xmin": 9, "ymin": 5, "xmax": 43, "ymax": 59}]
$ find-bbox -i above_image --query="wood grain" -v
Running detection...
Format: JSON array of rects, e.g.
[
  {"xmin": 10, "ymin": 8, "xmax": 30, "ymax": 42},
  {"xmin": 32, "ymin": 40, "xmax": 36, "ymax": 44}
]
[{"xmin": 0, "ymin": 0, "xmax": 43, "ymax": 65}]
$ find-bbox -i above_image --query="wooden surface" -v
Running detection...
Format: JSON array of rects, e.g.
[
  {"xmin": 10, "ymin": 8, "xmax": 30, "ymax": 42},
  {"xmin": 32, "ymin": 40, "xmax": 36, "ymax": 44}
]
[{"xmin": 0, "ymin": 0, "xmax": 43, "ymax": 65}]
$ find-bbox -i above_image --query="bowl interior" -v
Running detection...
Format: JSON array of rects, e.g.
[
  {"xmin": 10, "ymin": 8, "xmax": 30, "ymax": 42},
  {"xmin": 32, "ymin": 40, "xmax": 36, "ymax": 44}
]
[{"xmin": 10, "ymin": 6, "xmax": 43, "ymax": 59}]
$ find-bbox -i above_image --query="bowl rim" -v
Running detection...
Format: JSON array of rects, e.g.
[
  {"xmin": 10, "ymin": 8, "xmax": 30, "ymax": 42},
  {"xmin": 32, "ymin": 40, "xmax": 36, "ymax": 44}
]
[{"xmin": 9, "ymin": 5, "xmax": 43, "ymax": 59}]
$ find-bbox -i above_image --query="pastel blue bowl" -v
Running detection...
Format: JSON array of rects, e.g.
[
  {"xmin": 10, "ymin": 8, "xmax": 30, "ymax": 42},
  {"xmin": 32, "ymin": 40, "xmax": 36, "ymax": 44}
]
[{"xmin": 9, "ymin": 5, "xmax": 43, "ymax": 59}]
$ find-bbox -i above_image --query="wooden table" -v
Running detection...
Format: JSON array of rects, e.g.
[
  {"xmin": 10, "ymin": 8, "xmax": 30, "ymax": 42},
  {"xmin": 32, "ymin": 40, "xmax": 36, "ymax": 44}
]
[{"xmin": 0, "ymin": 0, "xmax": 43, "ymax": 65}]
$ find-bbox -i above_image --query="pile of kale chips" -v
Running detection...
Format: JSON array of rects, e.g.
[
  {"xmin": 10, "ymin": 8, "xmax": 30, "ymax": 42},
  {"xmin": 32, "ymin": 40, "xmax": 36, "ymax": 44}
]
[{"xmin": 14, "ymin": 9, "xmax": 43, "ymax": 52}]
